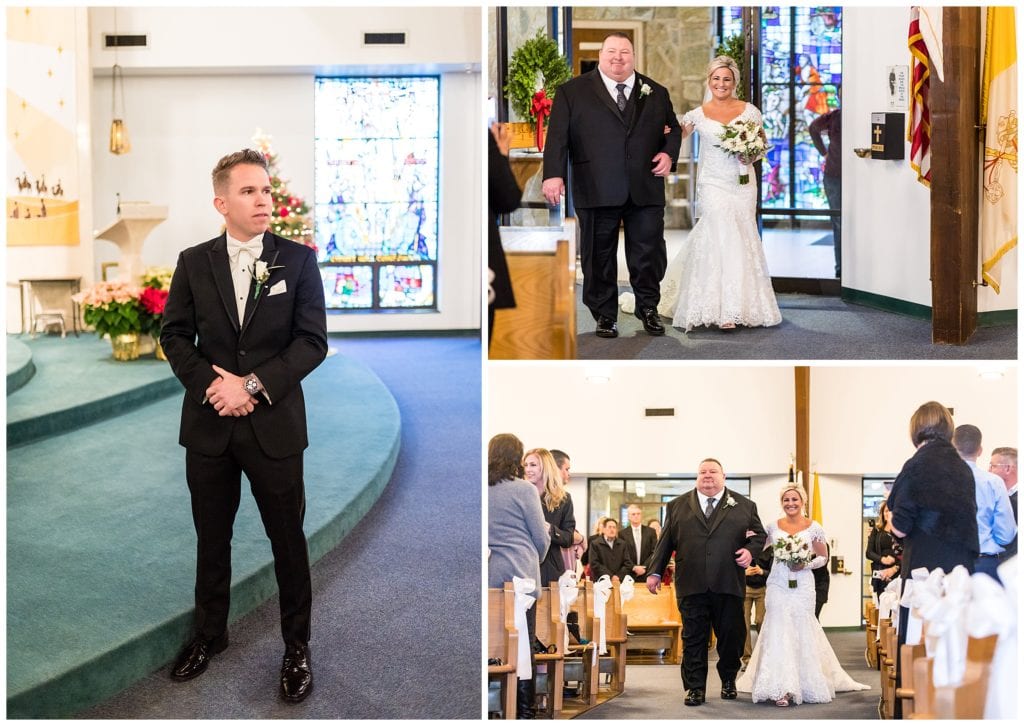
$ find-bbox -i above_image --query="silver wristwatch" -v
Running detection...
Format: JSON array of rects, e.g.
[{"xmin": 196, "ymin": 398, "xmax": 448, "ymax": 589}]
[{"xmin": 243, "ymin": 374, "xmax": 260, "ymax": 395}]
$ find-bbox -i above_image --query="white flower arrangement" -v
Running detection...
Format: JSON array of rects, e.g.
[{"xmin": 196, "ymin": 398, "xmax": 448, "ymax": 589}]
[
  {"xmin": 250, "ymin": 260, "xmax": 284, "ymax": 300},
  {"xmin": 716, "ymin": 118, "xmax": 769, "ymax": 184},
  {"xmin": 725, "ymin": 495, "xmax": 737, "ymax": 508},
  {"xmin": 772, "ymin": 533, "xmax": 815, "ymax": 588},
  {"xmin": 639, "ymin": 83, "xmax": 652, "ymax": 98}
]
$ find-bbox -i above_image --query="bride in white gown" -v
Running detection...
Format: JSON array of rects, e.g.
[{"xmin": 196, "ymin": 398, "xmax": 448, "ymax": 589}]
[
  {"xmin": 642, "ymin": 56, "xmax": 782, "ymax": 331},
  {"xmin": 736, "ymin": 484, "xmax": 869, "ymax": 706}
]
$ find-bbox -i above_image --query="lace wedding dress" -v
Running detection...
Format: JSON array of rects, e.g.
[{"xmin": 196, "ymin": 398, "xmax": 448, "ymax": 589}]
[
  {"xmin": 643, "ymin": 103, "xmax": 782, "ymax": 331},
  {"xmin": 736, "ymin": 521, "xmax": 870, "ymax": 705}
]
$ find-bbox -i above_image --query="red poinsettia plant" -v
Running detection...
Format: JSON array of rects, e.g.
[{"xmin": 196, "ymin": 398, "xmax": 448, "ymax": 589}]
[{"xmin": 138, "ymin": 266, "xmax": 173, "ymax": 340}]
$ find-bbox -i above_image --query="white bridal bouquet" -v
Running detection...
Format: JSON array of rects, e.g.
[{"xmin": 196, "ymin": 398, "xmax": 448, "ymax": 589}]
[
  {"xmin": 717, "ymin": 118, "xmax": 769, "ymax": 185},
  {"xmin": 772, "ymin": 533, "xmax": 816, "ymax": 588}
]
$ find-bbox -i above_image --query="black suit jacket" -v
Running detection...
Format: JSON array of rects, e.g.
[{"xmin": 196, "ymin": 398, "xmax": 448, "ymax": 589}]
[
  {"xmin": 161, "ymin": 231, "xmax": 328, "ymax": 459},
  {"xmin": 589, "ymin": 536, "xmax": 635, "ymax": 581},
  {"xmin": 618, "ymin": 524, "xmax": 657, "ymax": 569},
  {"xmin": 648, "ymin": 488, "xmax": 766, "ymax": 599},
  {"xmin": 488, "ymin": 132, "xmax": 522, "ymax": 311},
  {"xmin": 542, "ymin": 70, "xmax": 682, "ymax": 208}
]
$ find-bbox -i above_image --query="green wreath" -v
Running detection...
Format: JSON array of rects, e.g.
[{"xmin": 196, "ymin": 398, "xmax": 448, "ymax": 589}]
[{"xmin": 504, "ymin": 31, "xmax": 572, "ymax": 127}]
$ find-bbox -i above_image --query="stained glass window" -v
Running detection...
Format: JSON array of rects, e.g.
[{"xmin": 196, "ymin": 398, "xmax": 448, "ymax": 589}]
[
  {"xmin": 720, "ymin": 7, "xmax": 842, "ymax": 215},
  {"xmin": 314, "ymin": 76, "xmax": 440, "ymax": 310}
]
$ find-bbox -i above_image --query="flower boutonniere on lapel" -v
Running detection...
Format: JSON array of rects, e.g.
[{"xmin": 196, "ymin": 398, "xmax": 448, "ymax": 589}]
[
  {"xmin": 725, "ymin": 494, "xmax": 737, "ymax": 508},
  {"xmin": 250, "ymin": 260, "xmax": 285, "ymax": 300},
  {"xmin": 639, "ymin": 82, "xmax": 652, "ymax": 99}
]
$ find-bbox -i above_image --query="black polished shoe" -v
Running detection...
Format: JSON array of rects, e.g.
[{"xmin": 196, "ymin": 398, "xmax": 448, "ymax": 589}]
[
  {"xmin": 684, "ymin": 688, "xmax": 706, "ymax": 706},
  {"xmin": 721, "ymin": 679, "xmax": 738, "ymax": 699},
  {"xmin": 281, "ymin": 644, "xmax": 314, "ymax": 703},
  {"xmin": 595, "ymin": 316, "xmax": 618, "ymax": 338},
  {"xmin": 170, "ymin": 633, "xmax": 229, "ymax": 681},
  {"xmin": 636, "ymin": 307, "xmax": 665, "ymax": 336}
]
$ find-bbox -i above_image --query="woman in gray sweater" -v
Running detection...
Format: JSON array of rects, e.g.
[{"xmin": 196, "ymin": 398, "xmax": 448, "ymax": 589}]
[{"xmin": 488, "ymin": 433, "xmax": 549, "ymax": 718}]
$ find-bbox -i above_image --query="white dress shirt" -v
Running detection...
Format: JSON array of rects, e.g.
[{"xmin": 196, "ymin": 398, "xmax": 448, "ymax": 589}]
[
  {"xmin": 629, "ymin": 525, "xmax": 643, "ymax": 562},
  {"xmin": 227, "ymin": 232, "xmax": 263, "ymax": 323},
  {"xmin": 598, "ymin": 69, "xmax": 635, "ymax": 104},
  {"xmin": 697, "ymin": 489, "xmax": 723, "ymax": 517}
]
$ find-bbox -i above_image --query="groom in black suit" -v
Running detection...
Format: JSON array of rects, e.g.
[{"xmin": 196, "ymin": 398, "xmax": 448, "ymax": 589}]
[
  {"xmin": 161, "ymin": 149, "xmax": 327, "ymax": 702},
  {"xmin": 647, "ymin": 458, "xmax": 766, "ymax": 707},
  {"xmin": 543, "ymin": 32, "xmax": 681, "ymax": 339}
]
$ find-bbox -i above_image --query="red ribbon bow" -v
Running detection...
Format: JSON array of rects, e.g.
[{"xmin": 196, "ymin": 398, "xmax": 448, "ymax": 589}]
[{"xmin": 530, "ymin": 89, "xmax": 553, "ymax": 151}]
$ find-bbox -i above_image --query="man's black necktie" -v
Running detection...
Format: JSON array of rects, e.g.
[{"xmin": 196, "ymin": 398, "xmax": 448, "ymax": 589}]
[
  {"xmin": 704, "ymin": 497, "xmax": 716, "ymax": 520},
  {"xmin": 615, "ymin": 83, "xmax": 627, "ymax": 113}
]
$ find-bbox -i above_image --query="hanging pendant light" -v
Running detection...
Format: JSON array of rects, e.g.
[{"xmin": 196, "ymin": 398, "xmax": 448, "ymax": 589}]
[{"xmin": 109, "ymin": 10, "xmax": 130, "ymax": 155}]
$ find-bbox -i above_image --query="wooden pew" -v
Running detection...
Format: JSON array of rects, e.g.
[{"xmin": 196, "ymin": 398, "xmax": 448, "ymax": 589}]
[
  {"xmin": 933, "ymin": 634, "xmax": 999, "ymax": 719},
  {"xmin": 895, "ymin": 641, "xmax": 926, "ymax": 717},
  {"xmin": 621, "ymin": 581, "xmax": 682, "ymax": 664},
  {"xmin": 864, "ymin": 600, "xmax": 880, "ymax": 669},
  {"xmin": 602, "ymin": 580, "xmax": 628, "ymax": 694},
  {"xmin": 491, "ymin": 220, "xmax": 577, "ymax": 360},
  {"xmin": 878, "ymin": 618, "xmax": 897, "ymax": 718},
  {"xmin": 487, "ymin": 586, "xmax": 519, "ymax": 719},
  {"xmin": 564, "ymin": 584, "xmax": 599, "ymax": 709},
  {"xmin": 534, "ymin": 584, "xmax": 567, "ymax": 717}
]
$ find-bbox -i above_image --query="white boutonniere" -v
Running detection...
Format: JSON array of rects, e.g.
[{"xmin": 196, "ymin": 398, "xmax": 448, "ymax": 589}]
[
  {"xmin": 639, "ymin": 83, "xmax": 652, "ymax": 98},
  {"xmin": 250, "ymin": 260, "xmax": 284, "ymax": 300},
  {"xmin": 725, "ymin": 495, "xmax": 737, "ymax": 508}
]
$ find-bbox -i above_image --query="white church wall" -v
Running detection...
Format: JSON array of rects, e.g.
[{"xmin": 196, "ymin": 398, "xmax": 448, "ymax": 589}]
[
  {"xmin": 76, "ymin": 6, "xmax": 481, "ymax": 333},
  {"xmin": 843, "ymin": 6, "xmax": 1016, "ymax": 314},
  {"xmin": 6, "ymin": 8, "xmax": 95, "ymax": 334}
]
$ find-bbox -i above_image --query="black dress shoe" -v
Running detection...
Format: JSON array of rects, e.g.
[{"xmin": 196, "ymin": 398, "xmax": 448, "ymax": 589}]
[
  {"xmin": 684, "ymin": 688, "xmax": 705, "ymax": 706},
  {"xmin": 170, "ymin": 633, "xmax": 229, "ymax": 681},
  {"xmin": 636, "ymin": 307, "xmax": 666, "ymax": 336},
  {"xmin": 281, "ymin": 644, "xmax": 314, "ymax": 703},
  {"xmin": 595, "ymin": 316, "xmax": 618, "ymax": 338},
  {"xmin": 721, "ymin": 679, "xmax": 738, "ymax": 699}
]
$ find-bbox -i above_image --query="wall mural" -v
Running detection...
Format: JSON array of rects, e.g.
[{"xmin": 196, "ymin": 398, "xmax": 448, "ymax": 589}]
[{"xmin": 6, "ymin": 6, "xmax": 80, "ymax": 247}]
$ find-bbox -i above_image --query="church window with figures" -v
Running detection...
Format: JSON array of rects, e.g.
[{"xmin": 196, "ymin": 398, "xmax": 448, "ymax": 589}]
[
  {"xmin": 314, "ymin": 76, "xmax": 440, "ymax": 310},
  {"xmin": 720, "ymin": 6, "xmax": 842, "ymax": 218}
]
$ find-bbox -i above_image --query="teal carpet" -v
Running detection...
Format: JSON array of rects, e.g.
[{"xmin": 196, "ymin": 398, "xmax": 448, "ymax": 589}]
[{"xmin": 6, "ymin": 336, "xmax": 400, "ymax": 717}]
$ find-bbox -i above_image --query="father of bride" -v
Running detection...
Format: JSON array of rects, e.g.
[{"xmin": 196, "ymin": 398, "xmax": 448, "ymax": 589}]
[
  {"xmin": 542, "ymin": 32, "xmax": 681, "ymax": 338},
  {"xmin": 646, "ymin": 458, "xmax": 766, "ymax": 707}
]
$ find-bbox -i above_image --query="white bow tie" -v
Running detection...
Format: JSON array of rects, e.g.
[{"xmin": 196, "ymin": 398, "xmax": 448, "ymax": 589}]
[{"xmin": 226, "ymin": 238, "xmax": 263, "ymax": 266}]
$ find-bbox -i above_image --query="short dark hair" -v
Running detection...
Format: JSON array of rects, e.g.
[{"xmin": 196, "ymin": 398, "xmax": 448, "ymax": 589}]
[
  {"xmin": 488, "ymin": 433, "xmax": 524, "ymax": 486},
  {"xmin": 952, "ymin": 424, "xmax": 983, "ymax": 456},
  {"xmin": 602, "ymin": 32, "xmax": 633, "ymax": 49},
  {"xmin": 212, "ymin": 149, "xmax": 269, "ymax": 193},
  {"xmin": 550, "ymin": 449, "xmax": 570, "ymax": 468},
  {"xmin": 909, "ymin": 401, "xmax": 954, "ymax": 446}
]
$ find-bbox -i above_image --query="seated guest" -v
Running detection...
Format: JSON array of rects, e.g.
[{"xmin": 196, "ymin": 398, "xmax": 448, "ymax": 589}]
[{"xmin": 589, "ymin": 517, "xmax": 635, "ymax": 582}]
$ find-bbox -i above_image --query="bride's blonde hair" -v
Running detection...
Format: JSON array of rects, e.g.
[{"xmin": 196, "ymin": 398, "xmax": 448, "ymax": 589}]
[
  {"xmin": 706, "ymin": 55, "xmax": 741, "ymax": 97},
  {"xmin": 779, "ymin": 484, "xmax": 807, "ymax": 514}
]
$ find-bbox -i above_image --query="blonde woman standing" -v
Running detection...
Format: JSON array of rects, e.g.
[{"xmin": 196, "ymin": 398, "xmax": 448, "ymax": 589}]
[{"xmin": 523, "ymin": 448, "xmax": 577, "ymax": 588}]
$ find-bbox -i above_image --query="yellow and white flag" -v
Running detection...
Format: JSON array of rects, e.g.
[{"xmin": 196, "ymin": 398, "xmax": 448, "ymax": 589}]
[
  {"xmin": 981, "ymin": 7, "xmax": 1017, "ymax": 293},
  {"xmin": 811, "ymin": 471, "xmax": 823, "ymax": 526}
]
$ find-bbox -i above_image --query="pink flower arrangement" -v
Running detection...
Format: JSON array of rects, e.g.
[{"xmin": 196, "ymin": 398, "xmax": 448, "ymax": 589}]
[
  {"xmin": 73, "ymin": 280, "xmax": 142, "ymax": 308},
  {"xmin": 73, "ymin": 281, "xmax": 144, "ymax": 338}
]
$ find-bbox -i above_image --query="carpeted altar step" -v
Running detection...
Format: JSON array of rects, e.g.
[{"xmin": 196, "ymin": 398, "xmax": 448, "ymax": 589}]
[
  {"xmin": 6, "ymin": 335, "xmax": 182, "ymax": 448},
  {"xmin": 6, "ymin": 337, "xmax": 35, "ymax": 394},
  {"xmin": 6, "ymin": 342, "xmax": 401, "ymax": 717}
]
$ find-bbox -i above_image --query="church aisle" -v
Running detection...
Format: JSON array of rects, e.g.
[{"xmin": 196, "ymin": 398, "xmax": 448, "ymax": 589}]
[{"xmin": 581, "ymin": 630, "xmax": 879, "ymax": 719}]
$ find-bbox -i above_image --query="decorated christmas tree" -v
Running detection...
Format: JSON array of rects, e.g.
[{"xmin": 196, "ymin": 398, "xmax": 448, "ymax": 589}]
[{"xmin": 251, "ymin": 129, "xmax": 315, "ymax": 250}]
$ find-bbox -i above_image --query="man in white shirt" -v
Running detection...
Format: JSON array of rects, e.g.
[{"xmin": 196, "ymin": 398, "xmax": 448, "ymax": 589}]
[{"xmin": 618, "ymin": 503, "xmax": 657, "ymax": 578}]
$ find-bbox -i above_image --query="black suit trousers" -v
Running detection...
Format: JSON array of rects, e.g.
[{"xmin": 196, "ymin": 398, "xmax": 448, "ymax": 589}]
[
  {"xmin": 677, "ymin": 591, "xmax": 745, "ymax": 690},
  {"xmin": 186, "ymin": 416, "xmax": 312, "ymax": 647},
  {"xmin": 576, "ymin": 199, "xmax": 666, "ymax": 320}
]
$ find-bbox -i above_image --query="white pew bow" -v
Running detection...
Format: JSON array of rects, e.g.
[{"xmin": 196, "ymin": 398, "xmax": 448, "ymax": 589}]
[{"xmin": 512, "ymin": 576, "xmax": 536, "ymax": 680}]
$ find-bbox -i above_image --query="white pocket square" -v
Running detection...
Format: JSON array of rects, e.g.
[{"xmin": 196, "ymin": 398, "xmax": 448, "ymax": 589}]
[{"xmin": 268, "ymin": 280, "xmax": 287, "ymax": 296}]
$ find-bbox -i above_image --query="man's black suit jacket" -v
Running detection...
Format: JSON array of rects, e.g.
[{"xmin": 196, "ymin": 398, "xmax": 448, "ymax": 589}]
[
  {"xmin": 161, "ymin": 231, "xmax": 328, "ymax": 460},
  {"xmin": 542, "ymin": 70, "xmax": 682, "ymax": 209},
  {"xmin": 618, "ymin": 524, "xmax": 658, "ymax": 569},
  {"xmin": 589, "ymin": 536, "xmax": 635, "ymax": 581},
  {"xmin": 648, "ymin": 488, "xmax": 766, "ymax": 599}
]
